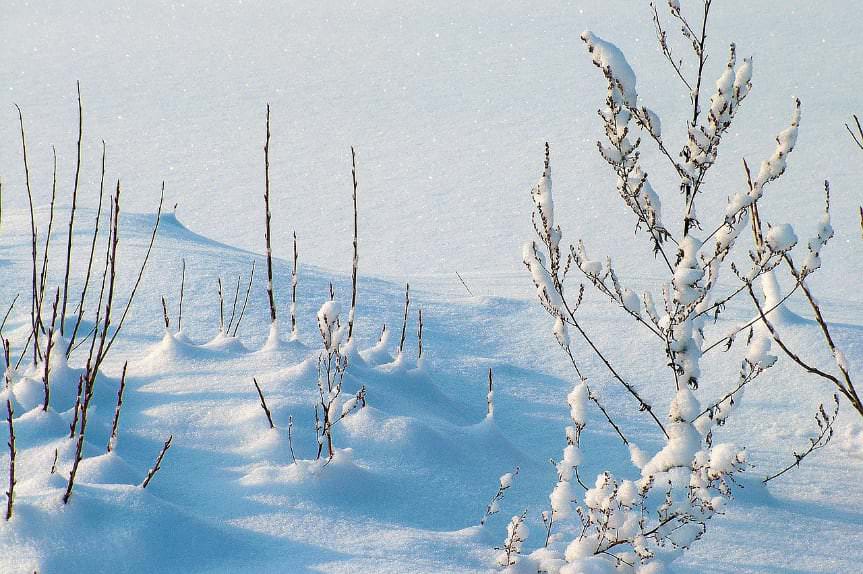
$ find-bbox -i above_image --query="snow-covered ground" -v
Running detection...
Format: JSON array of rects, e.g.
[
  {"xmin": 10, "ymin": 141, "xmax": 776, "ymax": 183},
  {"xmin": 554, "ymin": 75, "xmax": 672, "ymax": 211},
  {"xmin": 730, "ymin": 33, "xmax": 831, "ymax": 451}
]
[{"xmin": 1, "ymin": 1, "xmax": 863, "ymax": 573}]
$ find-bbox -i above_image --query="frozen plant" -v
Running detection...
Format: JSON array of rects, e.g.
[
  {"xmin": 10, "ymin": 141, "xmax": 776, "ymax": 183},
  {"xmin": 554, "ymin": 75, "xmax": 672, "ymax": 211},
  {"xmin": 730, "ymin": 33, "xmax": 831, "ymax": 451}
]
[
  {"xmin": 746, "ymin": 181, "xmax": 862, "ymax": 436},
  {"xmin": 497, "ymin": 511, "xmax": 529, "ymax": 570},
  {"xmin": 518, "ymin": 1, "xmax": 842, "ymax": 570},
  {"xmin": 481, "ymin": 466, "xmax": 519, "ymax": 526},
  {"xmin": 752, "ymin": 115, "xmax": 863, "ymax": 425},
  {"xmin": 314, "ymin": 301, "xmax": 366, "ymax": 460}
]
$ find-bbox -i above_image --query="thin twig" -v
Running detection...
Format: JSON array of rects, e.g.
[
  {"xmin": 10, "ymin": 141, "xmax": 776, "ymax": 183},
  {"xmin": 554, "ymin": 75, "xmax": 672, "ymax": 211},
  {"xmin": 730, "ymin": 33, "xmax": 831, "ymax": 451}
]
[
  {"xmin": 487, "ymin": 367, "xmax": 494, "ymax": 417},
  {"xmin": 252, "ymin": 378, "xmax": 275, "ymax": 429},
  {"xmin": 455, "ymin": 271, "xmax": 474, "ymax": 296},
  {"xmin": 37, "ymin": 148, "xmax": 58, "ymax": 329},
  {"xmin": 67, "ymin": 140, "xmax": 107, "ymax": 356},
  {"xmin": 288, "ymin": 415, "xmax": 297, "ymax": 463},
  {"xmin": 232, "ymin": 260, "xmax": 256, "ymax": 337},
  {"xmin": 217, "ymin": 277, "xmax": 225, "ymax": 333},
  {"xmin": 845, "ymin": 114, "xmax": 863, "ymax": 150},
  {"xmin": 106, "ymin": 362, "xmax": 128, "ymax": 453},
  {"xmin": 42, "ymin": 289, "xmax": 60, "ymax": 411},
  {"xmin": 398, "ymin": 283, "xmax": 410, "ymax": 355},
  {"xmin": 178, "ymin": 258, "xmax": 186, "ymax": 333},
  {"xmin": 141, "ymin": 435, "xmax": 173, "ymax": 488},
  {"xmin": 15, "ymin": 104, "xmax": 42, "ymax": 365},
  {"xmin": 226, "ymin": 274, "xmax": 241, "ymax": 334},
  {"xmin": 417, "ymin": 308, "xmax": 424, "ymax": 360},
  {"xmin": 5, "ymin": 399, "xmax": 15, "ymax": 520},
  {"xmin": 348, "ymin": 147, "xmax": 359, "ymax": 340},
  {"xmin": 60, "ymin": 82, "xmax": 84, "ymax": 335},
  {"xmin": 290, "ymin": 232, "xmax": 298, "ymax": 338},
  {"xmin": 103, "ymin": 184, "xmax": 165, "ymax": 356},
  {"xmin": 763, "ymin": 395, "xmax": 839, "ymax": 483},
  {"xmin": 0, "ymin": 295, "xmax": 19, "ymax": 339},
  {"xmin": 263, "ymin": 104, "xmax": 277, "ymax": 325}
]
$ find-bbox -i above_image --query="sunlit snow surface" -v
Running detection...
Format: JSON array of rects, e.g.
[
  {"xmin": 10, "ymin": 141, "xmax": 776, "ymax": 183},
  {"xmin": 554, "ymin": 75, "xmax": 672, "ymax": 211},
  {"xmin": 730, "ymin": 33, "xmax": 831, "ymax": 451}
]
[{"xmin": 1, "ymin": 1, "xmax": 863, "ymax": 572}]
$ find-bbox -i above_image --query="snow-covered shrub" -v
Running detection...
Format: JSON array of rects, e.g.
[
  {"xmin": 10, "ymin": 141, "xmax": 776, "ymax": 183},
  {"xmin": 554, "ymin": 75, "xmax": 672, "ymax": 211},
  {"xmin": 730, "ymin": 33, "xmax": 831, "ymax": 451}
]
[
  {"xmin": 753, "ymin": 115, "xmax": 863, "ymax": 427},
  {"xmin": 497, "ymin": 511, "xmax": 529, "ymax": 569},
  {"xmin": 517, "ymin": 1, "xmax": 846, "ymax": 570},
  {"xmin": 314, "ymin": 301, "xmax": 365, "ymax": 460}
]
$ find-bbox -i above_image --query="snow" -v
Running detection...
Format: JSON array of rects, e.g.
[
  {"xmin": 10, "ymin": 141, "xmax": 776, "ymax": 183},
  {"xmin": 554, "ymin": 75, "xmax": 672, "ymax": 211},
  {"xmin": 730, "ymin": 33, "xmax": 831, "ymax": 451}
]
[
  {"xmin": 765, "ymin": 223, "xmax": 798, "ymax": 252},
  {"xmin": 1, "ymin": 1, "xmax": 863, "ymax": 573},
  {"xmin": 581, "ymin": 31, "xmax": 638, "ymax": 107}
]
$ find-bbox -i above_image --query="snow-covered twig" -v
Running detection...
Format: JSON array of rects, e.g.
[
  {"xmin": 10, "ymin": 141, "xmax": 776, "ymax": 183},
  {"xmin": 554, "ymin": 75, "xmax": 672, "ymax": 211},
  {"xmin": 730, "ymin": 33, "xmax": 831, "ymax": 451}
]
[
  {"xmin": 481, "ymin": 466, "xmax": 519, "ymax": 526},
  {"xmin": 314, "ymin": 301, "xmax": 364, "ymax": 460},
  {"xmin": 496, "ymin": 510, "xmax": 528, "ymax": 568}
]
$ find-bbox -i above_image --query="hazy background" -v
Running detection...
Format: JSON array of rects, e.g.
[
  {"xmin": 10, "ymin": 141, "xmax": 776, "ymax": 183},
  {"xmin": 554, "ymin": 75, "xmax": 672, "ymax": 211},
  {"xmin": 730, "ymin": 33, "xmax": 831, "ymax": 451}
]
[{"xmin": 2, "ymin": 0, "xmax": 861, "ymax": 295}]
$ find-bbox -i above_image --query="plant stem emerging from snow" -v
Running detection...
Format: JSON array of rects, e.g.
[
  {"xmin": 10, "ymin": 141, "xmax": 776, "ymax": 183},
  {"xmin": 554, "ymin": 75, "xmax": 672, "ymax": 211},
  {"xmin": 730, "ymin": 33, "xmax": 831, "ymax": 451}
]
[
  {"xmin": 69, "ymin": 374, "xmax": 84, "ymax": 439},
  {"xmin": 252, "ymin": 377, "xmax": 275, "ymax": 429},
  {"xmin": 141, "ymin": 435, "xmax": 173, "ymax": 488},
  {"xmin": 177, "ymin": 258, "xmax": 186, "ymax": 333},
  {"xmin": 398, "ymin": 283, "xmax": 410, "ymax": 356},
  {"xmin": 263, "ymin": 104, "xmax": 277, "ymax": 325},
  {"xmin": 41, "ymin": 288, "xmax": 60, "ymax": 411},
  {"xmin": 288, "ymin": 415, "xmax": 297, "ymax": 464},
  {"xmin": 487, "ymin": 367, "xmax": 494, "ymax": 417},
  {"xmin": 161, "ymin": 296, "xmax": 170, "ymax": 330},
  {"xmin": 5, "ymin": 399, "xmax": 15, "ymax": 521},
  {"xmin": 217, "ymin": 277, "xmax": 225, "ymax": 334},
  {"xmin": 417, "ymin": 308, "xmax": 424, "ymax": 360},
  {"xmin": 226, "ymin": 274, "xmax": 241, "ymax": 335},
  {"xmin": 107, "ymin": 361, "xmax": 128, "ymax": 453},
  {"xmin": 232, "ymin": 260, "xmax": 256, "ymax": 338},
  {"xmin": 348, "ymin": 147, "xmax": 359, "ymax": 341}
]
